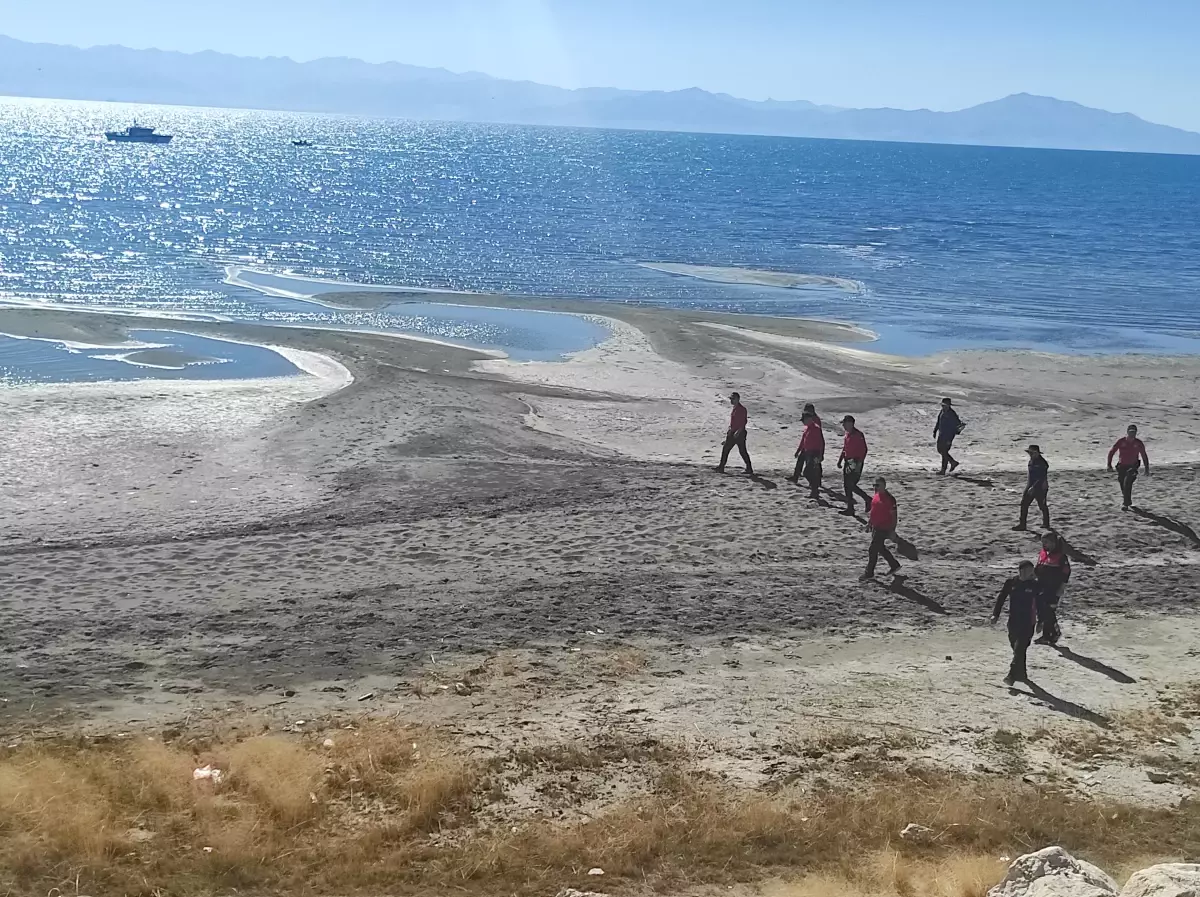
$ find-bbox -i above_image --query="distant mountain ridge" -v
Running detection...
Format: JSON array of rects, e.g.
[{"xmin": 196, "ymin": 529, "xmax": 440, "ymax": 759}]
[{"xmin": 3, "ymin": 34, "xmax": 1200, "ymax": 154}]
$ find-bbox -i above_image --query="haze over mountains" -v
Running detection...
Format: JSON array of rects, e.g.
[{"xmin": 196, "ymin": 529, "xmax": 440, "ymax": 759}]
[{"xmin": 3, "ymin": 35, "xmax": 1200, "ymax": 155}]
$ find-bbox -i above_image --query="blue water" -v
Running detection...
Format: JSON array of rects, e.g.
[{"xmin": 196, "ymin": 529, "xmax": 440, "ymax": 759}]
[
  {"xmin": 0, "ymin": 330, "xmax": 300, "ymax": 384},
  {"xmin": 2, "ymin": 96, "xmax": 1200, "ymax": 358}
]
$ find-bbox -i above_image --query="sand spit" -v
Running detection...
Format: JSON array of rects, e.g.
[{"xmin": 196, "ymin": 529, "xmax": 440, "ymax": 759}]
[{"xmin": 640, "ymin": 261, "xmax": 866, "ymax": 292}]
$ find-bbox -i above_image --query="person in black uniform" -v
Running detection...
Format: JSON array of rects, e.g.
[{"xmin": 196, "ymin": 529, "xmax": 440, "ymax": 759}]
[
  {"xmin": 1014, "ymin": 444, "xmax": 1051, "ymax": 532},
  {"xmin": 992, "ymin": 560, "xmax": 1042, "ymax": 685},
  {"xmin": 934, "ymin": 398, "xmax": 963, "ymax": 475}
]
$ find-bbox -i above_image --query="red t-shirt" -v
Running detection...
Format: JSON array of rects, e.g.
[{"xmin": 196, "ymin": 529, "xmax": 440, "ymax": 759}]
[
  {"xmin": 842, "ymin": 429, "xmax": 868, "ymax": 461},
  {"xmin": 799, "ymin": 417, "xmax": 825, "ymax": 454},
  {"xmin": 1108, "ymin": 437, "xmax": 1147, "ymax": 467},
  {"xmin": 869, "ymin": 490, "xmax": 896, "ymax": 529},
  {"xmin": 730, "ymin": 404, "xmax": 748, "ymax": 432}
]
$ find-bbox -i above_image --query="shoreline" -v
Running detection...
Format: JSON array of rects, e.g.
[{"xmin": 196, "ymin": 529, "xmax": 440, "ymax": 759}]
[{"xmin": 3, "ymin": 283, "xmax": 1199, "ymax": 883}]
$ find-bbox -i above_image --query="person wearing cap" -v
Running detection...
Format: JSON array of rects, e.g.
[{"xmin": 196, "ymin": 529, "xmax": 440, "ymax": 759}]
[
  {"xmin": 992, "ymin": 560, "xmax": 1042, "ymax": 685},
  {"xmin": 716, "ymin": 392, "xmax": 754, "ymax": 475},
  {"xmin": 1107, "ymin": 424, "xmax": 1151, "ymax": 509},
  {"xmin": 860, "ymin": 477, "xmax": 901, "ymax": 581},
  {"xmin": 798, "ymin": 405, "xmax": 825, "ymax": 499},
  {"xmin": 837, "ymin": 415, "xmax": 872, "ymax": 516},
  {"xmin": 934, "ymin": 398, "xmax": 963, "ymax": 475},
  {"xmin": 788, "ymin": 403, "xmax": 821, "ymax": 490},
  {"xmin": 1014, "ymin": 444, "xmax": 1051, "ymax": 532},
  {"xmin": 1034, "ymin": 530, "xmax": 1071, "ymax": 645}
]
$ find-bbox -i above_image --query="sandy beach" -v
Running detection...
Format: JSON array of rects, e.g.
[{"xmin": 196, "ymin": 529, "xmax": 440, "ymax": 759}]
[{"xmin": 1, "ymin": 297, "xmax": 1199, "ymax": 893}]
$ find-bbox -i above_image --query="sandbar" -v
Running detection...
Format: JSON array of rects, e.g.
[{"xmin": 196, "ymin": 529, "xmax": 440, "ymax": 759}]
[{"xmin": 640, "ymin": 261, "xmax": 865, "ymax": 292}]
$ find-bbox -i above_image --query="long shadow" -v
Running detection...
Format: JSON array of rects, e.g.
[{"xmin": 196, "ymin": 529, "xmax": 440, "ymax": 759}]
[
  {"xmin": 891, "ymin": 533, "xmax": 920, "ymax": 562},
  {"xmin": 749, "ymin": 475, "xmax": 778, "ymax": 491},
  {"xmin": 1060, "ymin": 537, "xmax": 1099, "ymax": 568},
  {"xmin": 1054, "ymin": 646, "xmax": 1136, "ymax": 684},
  {"xmin": 953, "ymin": 474, "xmax": 996, "ymax": 489},
  {"xmin": 1132, "ymin": 508, "xmax": 1200, "ymax": 548},
  {"xmin": 1012, "ymin": 680, "xmax": 1111, "ymax": 729},
  {"xmin": 887, "ymin": 575, "xmax": 948, "ymax": 615}
]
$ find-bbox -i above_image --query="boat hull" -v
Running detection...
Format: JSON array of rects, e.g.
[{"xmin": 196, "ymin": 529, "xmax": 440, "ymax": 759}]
[{"xmin": 106, "ymin": 133, "xmax": 173, "ymax": 144}]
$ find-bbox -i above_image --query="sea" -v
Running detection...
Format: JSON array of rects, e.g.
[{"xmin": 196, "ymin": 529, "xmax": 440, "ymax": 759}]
[{"xmin": 2, "ymin": 96, "xmax": 1200, "ymax": 382}]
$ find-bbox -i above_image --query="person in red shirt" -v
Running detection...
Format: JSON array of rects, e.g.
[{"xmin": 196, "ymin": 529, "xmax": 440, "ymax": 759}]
[
  {"xmin": 861, "ymin": 477, "xmax": 901, "ymax": 580},
  {"xmin": 1034, "ymin": 531, "xmax": 1072, "ymax": 646},
  {"xmin": 837, "ymin": 414, "xmax": 873, "ymax": 516},
  {"xmin": 716, "ymin": 392, "xmax": 754, "ymax": 476},
  {"xmin": 795, "ymin": 407, "xmax": 826, "ymax": 499},
  {"xmin": 1107, "ymin": 424, "xmax": 1151, "ymax": 509}
]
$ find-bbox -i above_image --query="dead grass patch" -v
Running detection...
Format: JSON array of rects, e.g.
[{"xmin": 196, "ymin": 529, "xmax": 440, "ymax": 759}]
[
  {"xmin": 0, "ymin": 722, "xmax": 1197, "ymax": 896},
  {"xmin": 1114, "ymin": 708, "xmax": 1193, "ymax": 742}
]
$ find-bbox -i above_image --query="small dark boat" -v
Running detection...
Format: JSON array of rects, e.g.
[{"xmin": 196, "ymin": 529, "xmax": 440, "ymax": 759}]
[{"xmin": 292, "ymin": 139, "xmax": 314, "ymax": 147}]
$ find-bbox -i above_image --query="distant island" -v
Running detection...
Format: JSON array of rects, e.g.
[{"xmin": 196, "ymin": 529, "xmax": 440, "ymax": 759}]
[{"xmin": 3, "ymin": 34, "xmax": 1200, "ymax": 155}]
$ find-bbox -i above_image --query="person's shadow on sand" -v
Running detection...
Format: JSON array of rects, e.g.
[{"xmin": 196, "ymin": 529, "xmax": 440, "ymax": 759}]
[
  {"xmin": 1054, "ymin": 646, "xmax": 1136, "ymax": 684},
  {"xmin": 1132, "ymin": 507, "xmax": 1200, "ymax": 548},
  {"xmin": 952, "ymin": 474, "xmax": 996, "ymax": 489},
  {"xmin": 748, "ymin": 475, "xmax": 778, "ymax": 491},
  {"xmin": 890, "ymin": 532, "xmax": 920, "ymax": 562},
  {"xmin": 886, "ymin": 576, "xmax": 948, "ymax": 615},
  {"xmin": 1059, "ymin": 536, "xmax": 1100, "ymax": 568},
  {"xmin": 1009, "ymin": 680, "xmax": 1111, "ymax": 729}
]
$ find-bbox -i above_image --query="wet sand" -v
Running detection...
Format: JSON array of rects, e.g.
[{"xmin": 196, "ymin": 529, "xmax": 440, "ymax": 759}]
[{"xmin": 1, "ymin": 298, "xmax": 1198, "ymax": 806}]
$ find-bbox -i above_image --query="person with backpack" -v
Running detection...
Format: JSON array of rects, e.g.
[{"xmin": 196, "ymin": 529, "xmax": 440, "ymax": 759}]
[
  {"xmin": 1107, "ymin": 424, "xmax": 1151, "ymax": 509},
  {"xmin": 1034, "ymin": 531, "xmax": 1071, "ymax": 646},
  {"xmin": 992, "ymin": 560, "xmax": 1043, "ymax": 685},
  {"xmin": 1014, "ymin": 444, "xmax": 1051, "ymax": 532},
  {"xmin": 860, "ymin": 477, "xmax": 901, "ymax": 581},
  {"xmin": 837, "ymin": 415, "xmax": 872, "ymax": 516},
  {"xmin": 716, "ymin": 392, "xmax": 754, "ymax": 476},
  {"xmin": 934, "ymin": 398, "xmax": 963, "ymax": 475}
]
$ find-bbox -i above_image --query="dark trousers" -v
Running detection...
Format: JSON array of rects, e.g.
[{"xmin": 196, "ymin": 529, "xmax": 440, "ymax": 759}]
[
  {"xmin": 1036, "ymin": 591, "xmax": 1061, "ymax": 643},
  {"xmin": 843, "ymin": 464, "xmax": 872, "ymax": 512},
  {"xmin": 805, "ymin": 458, "xmax": 823, "ymax": 497},
  {"xmin": 1019, "ymin": 486, "xmax": 1050, "ymax": 529},
  {"xmin": 937, "ymin": 437, "xmax": 957, "ymax": 473},
  {"xmin": 792, "ymin": 452, "xmax": 808, "ymax": 481},
  {"xmin": 719, "ymin": 430, "xmax": 752, "ymax": 473},
  {"xmin": 866, "ymin": 527, "xmax": 899, "ymax": 576},
  {"xmin": 1117, "ymin": 463, "xmax": 1139, "ymax": 506},
  {"xmin": 1008, "ymin": 623, "xmax": 1033, "ymax": 681}
]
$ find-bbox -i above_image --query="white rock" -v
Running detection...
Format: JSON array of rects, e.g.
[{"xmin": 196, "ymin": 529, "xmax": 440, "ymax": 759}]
[
  {"xmin": 1119, "ymin": 864, "xmax": 1200, "ymax": 897},
  {"xmin": 900, "ymin": 822, "xmax": 936, "ymax": 843},
  {"xmin": 555, "ymin": 890, "xmax": 609, "ymax": 897},
  {"xmin": 988, "ymin": 847, "xmax": 1119, "ymax": 897}
]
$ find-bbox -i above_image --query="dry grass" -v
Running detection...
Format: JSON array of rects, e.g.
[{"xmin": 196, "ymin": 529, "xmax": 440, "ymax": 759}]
[
  {"xmin": 0, "ymin": 722, "xmax": 1197, "ymax": 896},
  {"xmin": 1113, "ymin": 708, "xmax": 1193, "ymax": 742},
  {"xmin": 768, "ymin": 850, "xmax": 1007, "ymax": 897}
]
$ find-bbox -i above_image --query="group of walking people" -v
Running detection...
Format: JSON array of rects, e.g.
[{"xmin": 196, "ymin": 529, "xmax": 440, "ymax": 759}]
[{"xmin": 715, "ymin": 392, "xmax": 1155, "ymax": 685}]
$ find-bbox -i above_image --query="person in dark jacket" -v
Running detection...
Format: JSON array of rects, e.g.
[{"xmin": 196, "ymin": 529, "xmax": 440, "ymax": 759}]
[
  {"xmin": 1107, "ymin": 424, "xmax": 1151, "ymax": 509},
  {"xmin": 1014, "ymin": 444, "xmax": 1051, "ymax": 532},
  {"xmin": 934, "ymin": 398, "xmax": 962, "ymax": 475},
  {"xmin": 837, "ymin": 415, "xmax": 873, "ymax": 516},
  {"xmin": 1034, "ymin": 531, "xmax": 1071, "ymax": 646},
  {"xmin": 716, "ymin": 392, "xmax": 753, "ymax": 475},
  {"xmin": 992, "ymin": 560, "xmax": 1042, "ymax": 685}
]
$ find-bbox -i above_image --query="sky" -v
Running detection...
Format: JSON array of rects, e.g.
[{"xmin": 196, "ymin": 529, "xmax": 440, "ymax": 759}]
[{"xmin": 4, "ymin": 0, "xmax": 1200, "ymax": 131}]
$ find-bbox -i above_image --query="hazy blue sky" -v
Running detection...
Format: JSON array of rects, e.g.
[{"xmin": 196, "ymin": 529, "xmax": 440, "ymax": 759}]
[{"xmin": 5, "ymin": 0, "xmax": 1200, "ymax": 130}]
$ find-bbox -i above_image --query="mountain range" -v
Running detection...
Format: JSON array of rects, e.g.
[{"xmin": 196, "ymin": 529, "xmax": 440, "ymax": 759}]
[{"xmin": 3, "ymin": 34, "xmax": 1200, "ymax": 155}]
